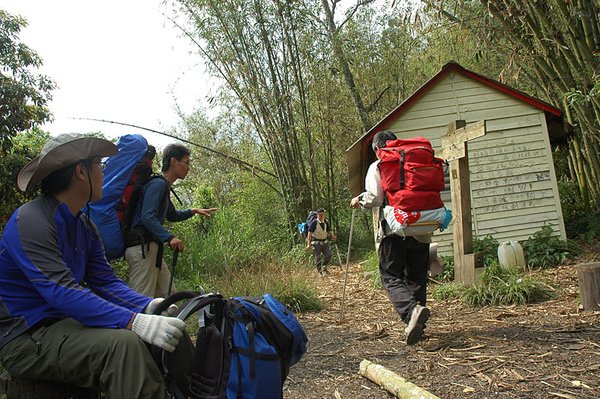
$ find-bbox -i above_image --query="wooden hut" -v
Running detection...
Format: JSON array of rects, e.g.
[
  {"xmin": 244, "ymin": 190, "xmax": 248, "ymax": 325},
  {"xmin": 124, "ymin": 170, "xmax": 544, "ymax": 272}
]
[{"xmin": 346, "ymin": 62, "xmax": 567, "ymax": 255}]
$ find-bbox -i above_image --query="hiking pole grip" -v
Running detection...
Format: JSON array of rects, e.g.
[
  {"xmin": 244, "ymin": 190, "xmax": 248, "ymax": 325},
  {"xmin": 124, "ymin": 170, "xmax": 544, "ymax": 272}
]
[
  {"xmin": 340, "ymin": 208, "xmax": 356, "ymax": 321},
  {"xmin": 167, "ymin": 249, "xmax": 179, "ymax": 297}
]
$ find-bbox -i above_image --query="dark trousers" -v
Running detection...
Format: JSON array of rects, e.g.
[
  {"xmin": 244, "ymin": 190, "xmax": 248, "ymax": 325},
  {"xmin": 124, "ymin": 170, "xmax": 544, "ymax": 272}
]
[
  {"xmin": 312, "ymin": 242, "xmax": 332, "ymax": 272},
  {"xmin": 378, "ymin": 236, "xmax": 430, "ymax": 323}
]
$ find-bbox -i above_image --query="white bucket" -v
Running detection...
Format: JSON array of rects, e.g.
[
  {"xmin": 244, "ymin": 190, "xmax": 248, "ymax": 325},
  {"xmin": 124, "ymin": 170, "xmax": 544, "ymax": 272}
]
[{"xmin": 497, "ymin": 241, "xmax": 526, "ymax": 269}]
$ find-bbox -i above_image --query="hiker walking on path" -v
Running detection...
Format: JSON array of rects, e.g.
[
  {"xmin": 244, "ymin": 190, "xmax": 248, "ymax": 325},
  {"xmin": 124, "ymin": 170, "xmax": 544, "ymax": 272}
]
[
  {"xmin": 306, "ymin": 208, "xmax": 337, "ymax": 276},
  {"xmin": 0, "ymin": 134, "xmax": 187, "ymax": 398},
  {"xmin": 125, "ymin": 143, "xmax": 217, "ymax": 297},
  {"xmin": 350, "ymin": 130, "xmax": 431, "ymax": 345}
]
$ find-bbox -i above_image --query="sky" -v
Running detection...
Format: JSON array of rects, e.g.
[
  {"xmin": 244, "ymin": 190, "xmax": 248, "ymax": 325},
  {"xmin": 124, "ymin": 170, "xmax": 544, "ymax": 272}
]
[{"xmin": 2, "ymin": 0, "xmax": 212, "ymax": 147}]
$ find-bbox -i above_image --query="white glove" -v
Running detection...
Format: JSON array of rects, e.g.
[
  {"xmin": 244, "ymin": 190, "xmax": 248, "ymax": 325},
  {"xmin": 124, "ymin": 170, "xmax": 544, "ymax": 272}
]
[
  {"xmin": 131, "ymin": 313, "xmax": 186, "ymax": 352},
  {"xmin": 144, "ymin": 298, "xmax": 179, "ymax": 316}
]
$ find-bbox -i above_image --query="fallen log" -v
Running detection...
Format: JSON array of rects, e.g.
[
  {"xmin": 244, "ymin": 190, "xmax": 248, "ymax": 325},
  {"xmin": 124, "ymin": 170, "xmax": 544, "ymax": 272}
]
[{"xmin": 359, "ymin": 359, "xmax": 440, "ymax": 399}]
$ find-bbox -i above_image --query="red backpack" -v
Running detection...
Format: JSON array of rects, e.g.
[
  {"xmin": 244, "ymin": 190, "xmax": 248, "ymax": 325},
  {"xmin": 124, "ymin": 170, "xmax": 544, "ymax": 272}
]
[{"xmin": 377, "ymin": 137, "xmax": 445, "ymax": 211}]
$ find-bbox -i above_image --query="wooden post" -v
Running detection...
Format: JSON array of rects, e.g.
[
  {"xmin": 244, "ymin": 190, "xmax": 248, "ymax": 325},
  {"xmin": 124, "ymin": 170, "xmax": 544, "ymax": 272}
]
[
  {"xmin": 439, "ymin": 120, "xmax": 487, "ymax": 285},
  {"xmin": 576, "ymin": 262, "xmax": 600, "ymax": 311}
]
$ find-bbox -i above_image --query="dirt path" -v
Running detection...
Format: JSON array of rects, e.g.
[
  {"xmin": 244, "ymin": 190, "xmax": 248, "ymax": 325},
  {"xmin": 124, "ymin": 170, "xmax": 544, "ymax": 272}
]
[{"xmin": 284, "ymin": 262, "xmax": 600, "ymax": 398}]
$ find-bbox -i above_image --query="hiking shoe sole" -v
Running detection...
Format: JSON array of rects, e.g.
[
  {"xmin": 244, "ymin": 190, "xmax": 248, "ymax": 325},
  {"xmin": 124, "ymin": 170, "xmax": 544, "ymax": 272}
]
[{"xmin": 405, "ymin": 306, "xmax": 430, "ymax": 345}]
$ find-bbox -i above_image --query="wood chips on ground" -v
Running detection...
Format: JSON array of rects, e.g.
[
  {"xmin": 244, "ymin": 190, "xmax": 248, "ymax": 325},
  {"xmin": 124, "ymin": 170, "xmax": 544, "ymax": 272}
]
[{"xmin": 284, "ymin": 261, "xmax": 600, "ymax": 399}]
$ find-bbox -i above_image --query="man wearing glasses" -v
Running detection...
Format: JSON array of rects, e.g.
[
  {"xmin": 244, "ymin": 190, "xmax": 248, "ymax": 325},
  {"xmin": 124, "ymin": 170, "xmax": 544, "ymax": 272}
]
[{"xmin": 124, "ymin": 143, "xmax": 217, "ymax": 297}]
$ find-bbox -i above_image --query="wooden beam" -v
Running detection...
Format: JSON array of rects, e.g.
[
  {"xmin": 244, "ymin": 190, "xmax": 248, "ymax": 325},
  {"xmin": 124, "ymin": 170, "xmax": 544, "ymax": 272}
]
[{"xmin": 441, "ymin": 120, "xmax": 487, "ymax": 147}]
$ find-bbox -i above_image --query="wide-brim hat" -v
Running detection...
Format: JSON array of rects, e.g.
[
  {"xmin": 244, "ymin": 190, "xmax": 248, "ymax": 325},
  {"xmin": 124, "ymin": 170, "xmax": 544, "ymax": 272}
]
[{"xmin": 18, "ymin": 133, "xmax": 118, "ymax": 191}]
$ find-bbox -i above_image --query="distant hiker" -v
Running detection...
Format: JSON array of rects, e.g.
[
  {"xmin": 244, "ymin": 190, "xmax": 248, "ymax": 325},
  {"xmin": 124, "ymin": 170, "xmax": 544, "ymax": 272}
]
[
  {"xmin": 125, "ymin": 143, "xmax": 217, "ymax": 297},
  {"xmin": 306, "ymin": 208, "xmax": 337, "ymax": 276},
  {"xmin": 350, "ymin": 130, "xmax": 432, "ymax": 345},
  {"xmin": 0, "ymin": 133, "xmax": 187, "ymax": 398}
]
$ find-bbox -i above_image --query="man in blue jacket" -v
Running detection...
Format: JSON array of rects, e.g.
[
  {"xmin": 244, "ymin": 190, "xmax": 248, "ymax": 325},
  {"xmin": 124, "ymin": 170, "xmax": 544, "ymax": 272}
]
[
  {"xmin": 125, "ymin": 143, "xmax": 217, "ymax": 297},
  {"xmin": 0, "ymin": 133, "xmax": 187, "ymax": 398}
]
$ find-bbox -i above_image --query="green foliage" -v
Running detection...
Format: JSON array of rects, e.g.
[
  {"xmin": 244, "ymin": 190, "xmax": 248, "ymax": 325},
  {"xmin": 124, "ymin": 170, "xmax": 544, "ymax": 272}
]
[
  {"xmin": 0, "ymin": 10, "xmax": 55, "ymax": 153},
  {"xmin": 194, "ymin": 261, "xmax": 322, "ymax": 313},
  {"xmin": 522, "ymin": 225, "xmax": 577, "ymax": 269},
  {"xmin": 473, "ymin": 235, "xmax": 499, "ymax": 267},
  {"xmin": 558, "ymin": 179, "xmax": 600, "ymax": 241},
  {"xmin": 437, "ymin": 255, "xmax": 455, "ymax": 282},
  {"xmin": 362, "ymin": 250, "xmax": 381, "ymax": 289},
  {"xmin": 432, "ymin": 282, "xmax": 465, "ymax": 301},
  {"xmin": 0, "ymin": 128, "xmax": 50, "ymax": 231},
  {"xmin": 463, "ymin": 263, "xmax": 554, "ymax": 307}
]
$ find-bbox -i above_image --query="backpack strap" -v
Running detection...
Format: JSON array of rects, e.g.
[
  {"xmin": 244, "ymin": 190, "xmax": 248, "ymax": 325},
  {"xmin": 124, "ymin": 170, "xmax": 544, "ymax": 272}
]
[
  {"xmin": 399, "ymin": 149, "xmax": 405, "ymax": 189},
  {"xmin": 152, "ymin": 290, "xmax": 203, "ymax": 315}
]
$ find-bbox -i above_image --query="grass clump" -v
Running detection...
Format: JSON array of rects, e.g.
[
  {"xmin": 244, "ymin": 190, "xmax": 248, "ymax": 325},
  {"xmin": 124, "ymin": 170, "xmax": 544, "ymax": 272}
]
[
  {"xmin": 202, "ymin": 261, "xmax": 323, "ymax": 313},
  {"xmin": 432, "ymin": 281, "xmax": 464, "ymax": 301},
  {"xmin": 463, "ymin": 263, "xmax": 554, "ymax": 306}
]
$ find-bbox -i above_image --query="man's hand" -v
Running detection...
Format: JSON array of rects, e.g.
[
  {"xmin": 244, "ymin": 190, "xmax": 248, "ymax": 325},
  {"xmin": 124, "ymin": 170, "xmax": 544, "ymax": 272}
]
[
  {"xmin": 350, "ymin": 197, "xmax": 360, "ymax": 209},
  {"xmin": 192, "ymin": 208, "xmax": 218, "ymax": 217},
  {"xmin": 169, "ymin": 237, "xmax": 184, "ymax": 252},
  {"xmin": 144, "ymin": 298, "xmax": 178, "ymax": 316},
  {"xmin": 131, "ymin": 313, "xmax": 187, "ymax": 352},
  {"xmin": 331, "ymin": 234, "xmax": 337, "ymax": 242}
]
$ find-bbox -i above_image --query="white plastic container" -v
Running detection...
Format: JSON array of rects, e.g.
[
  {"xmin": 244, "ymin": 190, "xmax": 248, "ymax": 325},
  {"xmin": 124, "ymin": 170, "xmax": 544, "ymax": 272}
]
[{"xmin": 497, "ymin": 241, "xmax": 526, "ymax": 269}]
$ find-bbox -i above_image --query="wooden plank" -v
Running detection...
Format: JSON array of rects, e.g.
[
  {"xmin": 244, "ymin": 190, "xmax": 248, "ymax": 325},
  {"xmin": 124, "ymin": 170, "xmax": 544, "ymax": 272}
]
[
  {"xmin": 477, "ymin": 211, "xmax": 559, "ymax": 229},
  {"xmin": 472, "ymin": 189, "xmax": 554, "ymax": 208},
  {"xmin": 470, "ymin": 163, "xmax": 549, "ymax": 181},
  {"xmin": 469, "ymin": 141, "xmax": 546, "ymax": 159},
  {"xmin": 442, "ymin": 120, "xmax": 486, "ymax": 147},
  {"xmin": 474, "ymin": 197, "xmax": 558, "ymax": 214},
  {"xmin": 471, "ymin": 170, "xmax": 551, "ymax": 190},
  {"xmin": 472, "ymin": 181, "xmax": 554, "ymax": 199},
  {"xmin": 437, "ymin": 143, "xmax": 465, "ymax": 161},
  {"xmin": 475, "ymin": 204, "xmax": 558, "ymax": 221},
  {"xmin": 470, "ymin": 148, "xmax": 547, "ymax": 167},
  {"xmin": 470, "ymin": 157, "xmax": 549, "ymax": 174}
]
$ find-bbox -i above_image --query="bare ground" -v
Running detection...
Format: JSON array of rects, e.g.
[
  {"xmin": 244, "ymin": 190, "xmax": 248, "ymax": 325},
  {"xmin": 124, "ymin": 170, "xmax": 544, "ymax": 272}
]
[{"xmin": 284, "ymin": 259, "xmax": 600, "ymax": 399}]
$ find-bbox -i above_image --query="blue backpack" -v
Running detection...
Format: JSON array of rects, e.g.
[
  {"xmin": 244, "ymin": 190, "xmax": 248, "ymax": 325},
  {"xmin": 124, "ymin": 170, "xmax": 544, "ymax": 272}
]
[
  {"xmin": 298, "ymin": 210, "xmax": 318, "ymax": 238},
  {"xmin": 152, "ymin": 292, "xmax": 308, "ymax": 399},
  {"xmin": 88, "ymin": 134, "xmax": 156, "ymax": 260}
]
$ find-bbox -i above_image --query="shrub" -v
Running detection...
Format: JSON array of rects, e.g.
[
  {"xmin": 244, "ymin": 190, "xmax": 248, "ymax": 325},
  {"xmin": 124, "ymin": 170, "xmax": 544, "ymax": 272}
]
[
  {"xmin": 473, "ymin": 235, "xmax": 499, "ymax": 267},
  {"xmin": 463, "ymin": 263, "xmax": 554, "ymax": 306},
  {"xmin": 522, "ymin": 225, "xmax": 577, "ymax": 268}
]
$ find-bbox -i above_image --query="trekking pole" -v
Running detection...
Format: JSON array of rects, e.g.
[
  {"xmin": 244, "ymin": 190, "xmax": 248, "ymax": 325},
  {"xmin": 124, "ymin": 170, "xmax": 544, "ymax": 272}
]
[
  {"xmin": 340, "ymin": 208, "xmax": 356, "ymax": 321},
  {"xmin": 334, "ymin": 242, "xmax": 343, "ymax": 270},
  {"xmin": 167, "ymin": 249, "xmax": 179, "ymax": 297}
]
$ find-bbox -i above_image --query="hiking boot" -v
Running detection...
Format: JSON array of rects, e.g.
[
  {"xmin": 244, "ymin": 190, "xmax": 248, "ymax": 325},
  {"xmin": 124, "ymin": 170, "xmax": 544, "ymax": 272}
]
[{"xmin": 404, "ymin": 305, "xmax": 430, "ymax": 345}]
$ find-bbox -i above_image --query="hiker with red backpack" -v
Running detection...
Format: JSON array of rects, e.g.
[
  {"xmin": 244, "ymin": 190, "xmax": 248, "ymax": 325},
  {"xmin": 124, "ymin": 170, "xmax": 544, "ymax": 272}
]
[
  {"xmin": 351, "ymin": 130, "xmax": 447, "ymax": 345},
  {"xmin": 125, "ymin": 143, "xmax": 217, "ymax": 297},
  {"xmin": 0, "ymin": 134, "xmax": 188, "ymax": 398}
]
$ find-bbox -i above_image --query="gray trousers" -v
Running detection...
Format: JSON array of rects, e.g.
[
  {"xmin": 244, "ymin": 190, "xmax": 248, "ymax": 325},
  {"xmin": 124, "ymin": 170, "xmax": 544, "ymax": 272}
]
[
  {"xmin": 0, "ymin": 318, "xmax": 167, "ymax": 399},
  {"xmin": 311, "ymin": 242, "xmax": 332, "ymax": 272}
]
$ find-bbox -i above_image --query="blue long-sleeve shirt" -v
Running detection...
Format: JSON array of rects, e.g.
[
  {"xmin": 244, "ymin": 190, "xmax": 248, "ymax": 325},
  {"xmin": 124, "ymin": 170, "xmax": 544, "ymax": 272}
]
[
  {"xmin": 129, "ymin": 177, "xmax": 193, "ymax": 243},
  {"xmin": 0, "ymin": 195, "xmax": 152, "ymax": 350}
]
